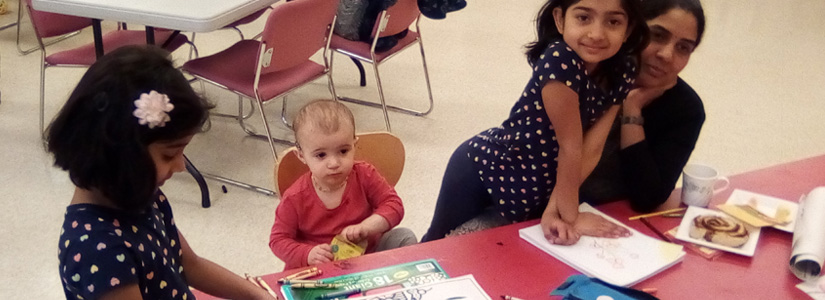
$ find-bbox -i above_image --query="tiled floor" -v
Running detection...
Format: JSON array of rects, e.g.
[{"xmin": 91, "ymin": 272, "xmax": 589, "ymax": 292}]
[{"xmin": 2, "ymin": 0, "xmax": 824, "ymax": 298}]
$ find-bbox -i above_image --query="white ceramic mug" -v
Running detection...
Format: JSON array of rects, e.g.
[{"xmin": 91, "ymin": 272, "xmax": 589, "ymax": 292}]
[{"xmin": 681, "ymin": 164, "xmax": 730, "ymax": 207}]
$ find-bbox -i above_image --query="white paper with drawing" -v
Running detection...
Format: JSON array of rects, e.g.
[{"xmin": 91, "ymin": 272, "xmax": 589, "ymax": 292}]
[
  {"xmin": 347, "ymin": 275, "xmax": 491, "ymax": 300},
  {"xmin": 519, "ymin": 203, "xmax": 685, "ymax": 286}
]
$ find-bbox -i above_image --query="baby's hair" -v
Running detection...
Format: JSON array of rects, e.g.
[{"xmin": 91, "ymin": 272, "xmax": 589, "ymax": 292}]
[
  {"xmin": 525, "ymin": 0, "xmax": 649, "ymax": 89},
  {"xmin": 292, "ymin": 100, "xmax": 355, "ymax": 147},
  {"xmin": 47, "ymin": 45, "xmax": 211, "ymax": 212},
  {"xmin": 641, "ymin": 0, "xmax": 705, "ymax": 47}
]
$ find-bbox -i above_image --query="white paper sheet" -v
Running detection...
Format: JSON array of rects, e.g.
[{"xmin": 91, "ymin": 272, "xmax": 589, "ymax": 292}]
[
  {"xmin": 519, "ymin": 203, "xmax": 685, "ymax": 286},
  {"xmin": 791, "ymin": 187, "xmax": 825, "ymax": 281}
]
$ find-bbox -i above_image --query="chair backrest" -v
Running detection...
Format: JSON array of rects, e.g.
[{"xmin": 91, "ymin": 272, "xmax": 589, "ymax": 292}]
[
  {"xmin": 258, "ymin": 0, "xmax": 338, "ymax": 74},
  {"xmin": 275, "ymin": 132, "xmax": 405, "ymax": 196},
  {"xmin": 374, "ymin": 0, "xmax": 419, "ymax": 38},
  {"xmin": 25, "ymin": 0, "xmax": 91, "ymax": 39}
]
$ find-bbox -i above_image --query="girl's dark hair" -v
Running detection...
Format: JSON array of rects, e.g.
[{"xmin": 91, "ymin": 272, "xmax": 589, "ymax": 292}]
[
  {"xmin": 641, "ymin": 0, "xmax": 705, "ymax": 46},
  {"xmin": 47, "ymin": 45, "xmax": 210, "ymax": 212},
  {"xmin": 525, "ymin": 0, "xmax": 649, "ymax": 89}
]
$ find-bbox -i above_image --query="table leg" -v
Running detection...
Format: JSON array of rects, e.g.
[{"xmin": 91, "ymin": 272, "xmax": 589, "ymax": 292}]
[
  {"xmin": 161, "ymin": 30, "xmax": 180, "ymax": 48},
  {"xmin": 92, "ymin": 19, "xmax": 104, "ymax": 58},
  {"xmin": 145, "ymin": 25, "xmax": 155, "ymax": 44},
  {"xmin": 184, "ymin": 155, "xmax": 211, "ymax": 208}
]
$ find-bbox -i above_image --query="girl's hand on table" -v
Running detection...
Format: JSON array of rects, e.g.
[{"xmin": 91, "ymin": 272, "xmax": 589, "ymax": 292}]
[
  {"xmin": 574, "ymin": 212, "xmax": 631, "ymax": 238},
  {"xmin": 541, "ymin": 211, "xmax": 579, "ymax": 245}
]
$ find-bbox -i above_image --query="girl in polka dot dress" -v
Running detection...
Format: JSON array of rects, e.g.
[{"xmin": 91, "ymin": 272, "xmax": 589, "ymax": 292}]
[
  {"xmin": 48, "ymin": 46, "xmax": 273, "ymax": 300},
  {"xmin": 423, "ymin": 0, "xmax": 649, "ymax": 245}
]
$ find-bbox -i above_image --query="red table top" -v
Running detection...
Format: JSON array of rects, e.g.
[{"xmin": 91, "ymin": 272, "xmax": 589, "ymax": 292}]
[{"xmin": 196, "ymin": 154, "xmax": 825, "ymax": 299}]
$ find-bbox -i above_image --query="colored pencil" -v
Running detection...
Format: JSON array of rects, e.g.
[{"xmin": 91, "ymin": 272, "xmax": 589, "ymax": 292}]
[
  {"xmin": 628, "ymin": 207, "xmax": 686, "ymax": 220},
  {"xmin": 639, "ymin": 217, "xmax": 672, "ymax": 243}
]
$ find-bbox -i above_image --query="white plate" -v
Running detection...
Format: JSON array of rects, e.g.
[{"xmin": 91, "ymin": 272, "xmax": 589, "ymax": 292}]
[
  {"xmin": 675, "ymin": 206, "xmax": 761, "ymax": 257},
  {"xmin": 723, "ymin": 189, "xmax": 798, "ymax": 232}
]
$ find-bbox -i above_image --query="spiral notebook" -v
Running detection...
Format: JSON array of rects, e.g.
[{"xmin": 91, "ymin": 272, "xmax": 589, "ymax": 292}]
[{"xmin": 519, "ymin": 203, "xmax": 685, "ymax": 286}]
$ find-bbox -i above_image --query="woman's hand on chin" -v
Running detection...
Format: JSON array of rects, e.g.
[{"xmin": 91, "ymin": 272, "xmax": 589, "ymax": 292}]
[{"xmin": 624, "ymin": 85, "xmax": 670, "ymax": 113}]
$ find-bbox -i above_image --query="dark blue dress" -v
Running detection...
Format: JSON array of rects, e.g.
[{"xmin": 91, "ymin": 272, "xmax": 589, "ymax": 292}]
[
  {"xmin": 58, "ymin": 191, "xmax": 193, "ymax": 300},
  {"xmin": 466, "ymin": 39, "xmax": 636, "ymax": 222}
]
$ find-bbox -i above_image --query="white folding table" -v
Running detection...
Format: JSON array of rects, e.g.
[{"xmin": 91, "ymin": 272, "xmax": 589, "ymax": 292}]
[{"xmin": 30, "ymin": 0, "xmax": 281, "ymax": 203}]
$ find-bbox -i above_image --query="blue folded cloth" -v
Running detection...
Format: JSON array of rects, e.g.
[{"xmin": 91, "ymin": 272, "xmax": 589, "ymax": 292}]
[{"xmin": 550, "ymin": 275, "xmax": 659, "ymax": 300}]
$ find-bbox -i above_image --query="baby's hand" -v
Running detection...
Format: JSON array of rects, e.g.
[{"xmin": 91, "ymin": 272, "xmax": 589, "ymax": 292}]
[
  {"xmin": 340, "ymin": 224, "xmax": 370, "ymax": 243},
  {"xmin": 307, "ymin": 244, "xmax": 333, "ymax": 265}
]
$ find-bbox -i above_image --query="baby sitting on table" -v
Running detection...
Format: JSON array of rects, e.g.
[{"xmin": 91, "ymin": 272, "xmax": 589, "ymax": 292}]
[{"xmin": 269, "ymin": 99, "xmax": 417, "ymax": 270}]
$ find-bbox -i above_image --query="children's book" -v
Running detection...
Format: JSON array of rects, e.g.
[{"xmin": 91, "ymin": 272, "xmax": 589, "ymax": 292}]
[
  {"xmin": 281, "ymin": 259, "xmax": 449, "ymax": 300},
  {"xmin": 519, "ymin": 203, "xmax": 686, "ymax": 287},
  {"xmin": 346, "ymin": 274, "xmax": 491, "ymax": 300}
]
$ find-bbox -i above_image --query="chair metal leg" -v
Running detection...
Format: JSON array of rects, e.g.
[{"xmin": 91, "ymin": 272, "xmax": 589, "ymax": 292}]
[
  {"xmin": 188, "ymin": 32, "xmax": 197, "ymax": 60},
  {"xmin": 280, "ymin": 95, "xmax": 293, "ymax": 129},
  {"xmin": 253, "ymin": 96, "xmax": 282, "ymax": 162},
  {"xmin": 39, "ymin": 54, "xmax": 46, "ymax": 140},
  {"xmin": 372, "ymin": 63, "xmax": 392, "ymax": 131},
  {"xmin": 201, "ymin": 172, "xmax": 275, "ymax": 196},
  {"xmin": 16, "ymin": 0, "xmax": 81, "ymax": 56},
  {"xmin": 417, "ymin": 37, "xmax": 435, "ymax": 115},
  {"xmin": 333, "ymin": 39, "xmax": 434, "ymax": 128}
]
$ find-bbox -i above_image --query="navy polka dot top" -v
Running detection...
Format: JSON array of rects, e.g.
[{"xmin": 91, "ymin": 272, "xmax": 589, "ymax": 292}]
[
  {"xmin": 466, "ymin": 39, "xmax": 636, "ymax": 222},
  {"xmin": 58, "ymin": 191, "xmax": 193, "ymax": 299}
]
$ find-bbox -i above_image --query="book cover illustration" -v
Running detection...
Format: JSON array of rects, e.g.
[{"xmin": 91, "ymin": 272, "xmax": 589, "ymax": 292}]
[
  {"xmin": 347, "ymin": 275, "xmax": 491, "ymax": 300},
  {"xmin": 281, "ymin": 259, "xmax": 448, "ymax": 300}
]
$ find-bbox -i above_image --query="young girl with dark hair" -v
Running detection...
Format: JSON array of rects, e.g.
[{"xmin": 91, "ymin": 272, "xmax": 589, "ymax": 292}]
[
  {"xmin": 423, "ymin": 0, "xmax": 649, "ymax": 245},
  {"xmin": 48, "ymin": 45, "xmax": 273, "ymax": 300}
]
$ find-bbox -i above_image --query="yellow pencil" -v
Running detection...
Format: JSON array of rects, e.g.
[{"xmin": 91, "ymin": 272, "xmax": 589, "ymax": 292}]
[
  {"xmin": 628, "ymin": 207, "xmax": 687, "ymax": 221},
  {"xmin": 255, "ymin": 276, "xmax": 279, "ymax": 299},
  {"xmin": 244, "ymin": 273, "xmax": 261, "ymax": 287}
]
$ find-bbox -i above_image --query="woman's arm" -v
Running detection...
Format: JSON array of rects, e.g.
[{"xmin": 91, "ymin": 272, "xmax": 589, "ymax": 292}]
[
  {"xmin": 619, "ymin": 85, "xmax": 704, "ymax": 212},
  {"xmin": 180, "ymin": 232, "xmax": 273, "ymax": 300}
]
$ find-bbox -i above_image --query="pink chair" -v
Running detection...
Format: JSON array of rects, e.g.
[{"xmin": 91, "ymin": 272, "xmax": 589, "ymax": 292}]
[
  {"xmin": 25, "ymin": 0, "xmax": 191, "ymax": 139},
  {"xmin": 329, "ymin": 0, "xmax": 434, "ymax": 131},
  {"xmin": 0, "ymin": 0, "xmax": 82, "ymax": 55},
  {"xmin": 182, "ymin": 0, "xmax": 339, "ymax": 162}
]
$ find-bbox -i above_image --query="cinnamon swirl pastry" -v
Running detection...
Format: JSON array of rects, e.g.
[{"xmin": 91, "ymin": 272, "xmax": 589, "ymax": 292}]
[{"xmin": 689, "ymin": 215, "xmax": 750, "ymax": 248}]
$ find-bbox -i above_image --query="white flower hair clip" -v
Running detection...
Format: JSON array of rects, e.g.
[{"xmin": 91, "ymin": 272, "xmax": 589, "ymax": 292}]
[{"xmin": 133, "ymin": 90, "xmax": 174, "ymax": 129}]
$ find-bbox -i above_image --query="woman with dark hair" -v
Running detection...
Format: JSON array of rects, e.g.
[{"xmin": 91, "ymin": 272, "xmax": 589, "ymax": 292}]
[
  {"xmin": 49, "ymin": 45, "xmax": 273, "ymax": 300},
  {"xmin": 581, "ymin": 0, "xmax": 707, "ymax": 212}
]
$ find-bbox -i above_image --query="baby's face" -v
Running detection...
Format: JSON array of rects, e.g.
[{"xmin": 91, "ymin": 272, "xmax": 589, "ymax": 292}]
[{"xmin": 296, "ymin": 124, "xmax": 356, "ymax": 190}]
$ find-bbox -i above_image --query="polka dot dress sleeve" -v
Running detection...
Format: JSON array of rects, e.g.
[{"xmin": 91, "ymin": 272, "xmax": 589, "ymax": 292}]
[
  {"xmin": 533, "ymin": 41, "xmax": 585, "ymax": 94},
  {"xmin": 60, "ymin": 233, "xmax": 139, "ymax": 299}
]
